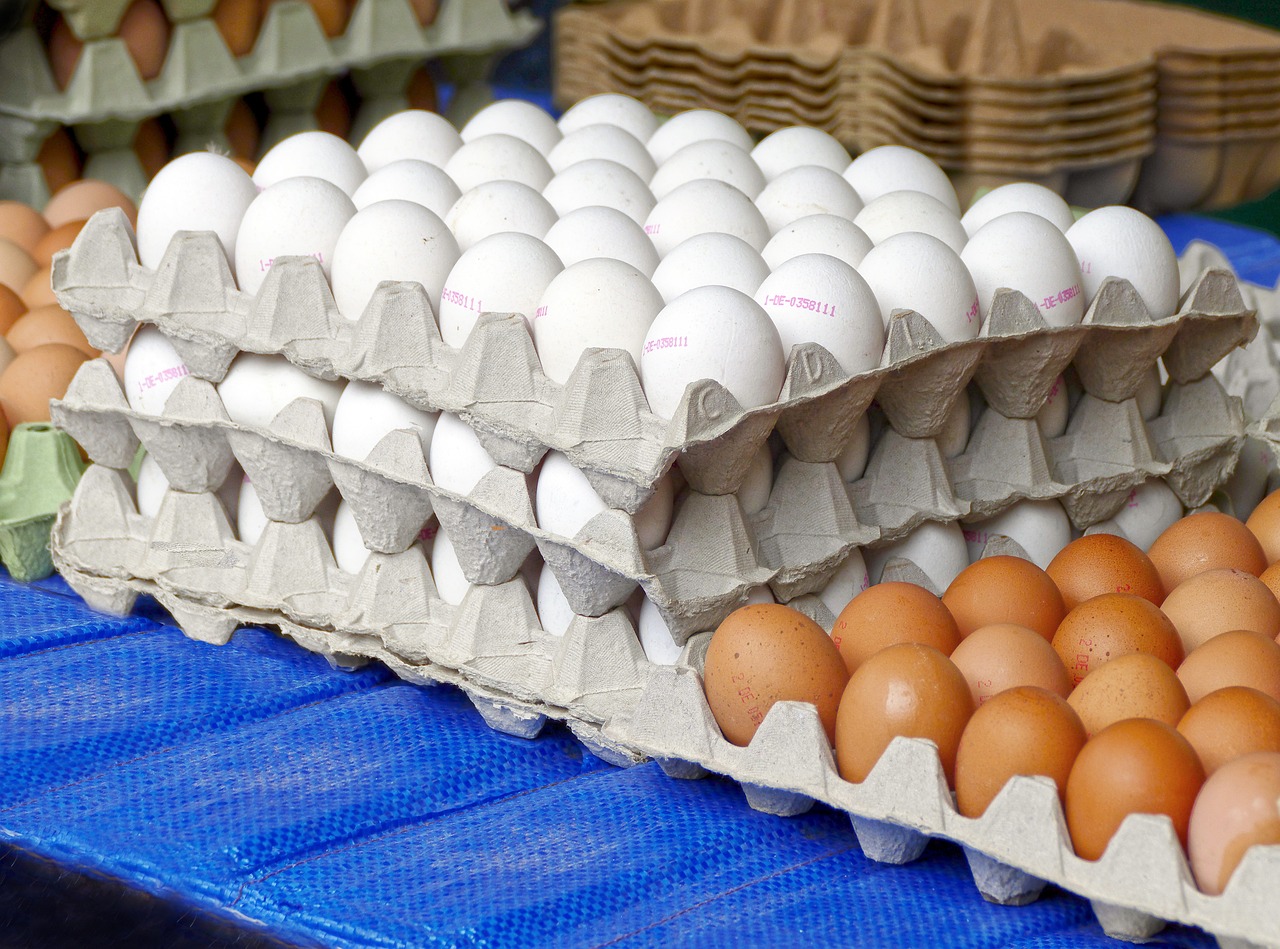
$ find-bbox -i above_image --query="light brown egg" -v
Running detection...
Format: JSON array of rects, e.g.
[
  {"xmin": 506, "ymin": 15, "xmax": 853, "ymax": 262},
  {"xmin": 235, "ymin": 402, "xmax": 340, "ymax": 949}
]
[
  {"xmin": 0, "ymin": 343, "xmax": 89, "ymax": 426},
  {"xmin": 1246, "ymin": 487, "xmax": 1280, "ymax": 564},
  {"xmin": 1147, "ymin": 511, "xmax": 1267, "ymax": 596},
  {"xmin": 703, "ymin": 604, "xmax": 849, "ymax": 746},
  {"xmin": 0, "ymin": 202, "xmax": 51, "ymax": 254},
  {"xmin": 1067, "ymin": 652, "xmax": 1190, "ymax": 735},
  {"xmin": 1051, "ymin": 592, "xmax": 1185, "ymax": 686},
  {"xmin": 117, "ymin": 0, "xmax": 172, "ymax": 81},
  {"xmin": 1258, "ymin": 560, "xmax": 1280, "ymax": 605},
  {"xmin": 943, "ymin": 555, "xmax": 1066, "ymax": 642},
  {"xmin": 1179, "ymin": 630, "xmax": 1280, "ymax": 703},
  {"xmin": 225, "ymin": 98, "xmax": 261, "ymax": 160},
  {"xmin": 269, "ymin": 0, "xmax": 348, "ymax": 37},
  {"xmin": 1065, "ymin": 718, "xmax": 1204, "ymax": 861},
  {"xmin": 834, "ymin": 642, "xmax": 973, "ymax": 785},
  {"xmin": 32, "ymin": 220, "xmax": 87, "ymax": 270},
  {"xmin": 0, "ymin": 239, "xmax": 37, "ymax": 295},
  {"xmin": 0, "ymin": 284, "xmax": 27, "ymax": 335},
  {"xmin": 316, "ymin": 79, "xmax": 352, "ymax": 140},
  {"xmin": 1160, "ymin": 568, "xmax": 1280, "ymax": 653},
  {"xmin": 406, "ymin": 67, "xmax": 438, "ymax": 112},
  {"xmin": 20, "ymin": 267, "xmax": 56, "ymax": 309},
  {"xmin": 948, "ymin": 622, "xmax": 1072, "ymax": 705},
  {"xmin": 134, "ymin": 118, "xmax": 170, "ymax": 179},
  {"xmin": 1188, "ymin": 752, "xmax": 1280, "ymax": 895},
  {"xmin": 407, "ymin": 0, "xmax": 437, "ymax": 27},
  {"xmin": 47, "ymin": 15, "xmax": 83, "ymax": 90},
  {"xmin": 6, "ymin": 305, "xmax": 97, "ymax": 356},
  {"xmin": 1178, "ymin": 686, "xmax": 1280, "ymax": 775},
  {"xmin": 1047, "ymin": 533, "xmax": 1164, "ymax": 609},
  {"xmin": 36, "ymin": 129, "xmax": 82, "ymax": 196},
  {"xmin": 830, "ymin": 581, "xmax": 959, "ymax": 675},
  {"xmin": 44, "ymin": 180, "xmax": 137, "ymax": 229},
  {"xmin": 213, "ymin": 0, "xmax": 262, "ymax": 57},
  {"xmin": 954, "ymin": 685, "xmax": 1086, "ymax": 817}
]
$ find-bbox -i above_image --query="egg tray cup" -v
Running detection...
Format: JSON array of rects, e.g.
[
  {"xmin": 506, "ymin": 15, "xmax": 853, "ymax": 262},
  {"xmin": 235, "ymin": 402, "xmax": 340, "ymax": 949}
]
[
  {"xmin": 0, "ymin": 422, "xmax": 87, "ymax": 582},
  {"xmin": 52, "ymin": 209, "xmax": 1256, "ymax": 508}
]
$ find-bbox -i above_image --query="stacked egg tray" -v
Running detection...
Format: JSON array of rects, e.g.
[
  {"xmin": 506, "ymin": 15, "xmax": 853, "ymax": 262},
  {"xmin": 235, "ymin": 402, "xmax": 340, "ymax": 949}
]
[
  {"xmin": 553, "ymin": 0, "xmax": 1280, "ymax": 213},
  {"xmin": 0, "ymin": 0, "xmax": 539, "ymax": 206}
]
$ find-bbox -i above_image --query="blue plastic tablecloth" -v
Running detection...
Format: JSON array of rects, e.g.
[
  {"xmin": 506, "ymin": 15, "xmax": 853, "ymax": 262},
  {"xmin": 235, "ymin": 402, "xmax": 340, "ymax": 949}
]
[{"xmin": 1, "ymin": 217, "xmax": 1274, "ymax": 948}]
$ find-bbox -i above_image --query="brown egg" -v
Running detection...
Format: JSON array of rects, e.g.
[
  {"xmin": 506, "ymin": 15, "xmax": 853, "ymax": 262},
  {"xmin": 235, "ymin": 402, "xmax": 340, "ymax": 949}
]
[
  {"xmin": 213, "ymin": 0, "xmax": 262, "ymax": 57},
  {"xmin": 703, "ymin": 604, "xmax": 849, "ymax": 746},
  {"xmin": 1067, "ymin": 652, "xmax": 1190, "ymax": 735},
  {"xmin": 948, "ymin": 622, "xmax": 1072, "ymax": 705},
  {"xmin": 943, "ymin": 555, "xmax": 1066, "ymax": 642},
  {"xmin": 44, "ymin": 180, "xmax": 137, "ymax": 229},
  {"xmin": 36, "ymin": 128, "xmax": 82, "ymax": 196},
  {"xmin": 954, "ymin": 685, "xmax": 1087, "ymax": 817},
  {"xmin": 1065, "ymin": 718, "xmax": 1204, "ymax": 861},
  {"xmin": 1188, "ymin": 752, "xmax": 1280, "ymax": 895},
  {"xmin": 1178, "ymin": 629, "xmax": 1280, "ymax": 703},
  {"xmin": 834, "ymin": 643, "xmax": 973, "ymax": 785},
  {"xmin": 830, "ymin": 581, "xmax": 959, "ymax": 675},
  {"xmin": 407, "ymin": 0, "xmax": 438, "ymax": 27},
  {"xmin": 134, "ymin": 118, "xmax": 170, "ymax": 179},
  {"xmin": 268, "ymin": 0, "xmax": 348, "ymax": 37},
  {"xmin": 1147, "ymin": 511, "xmax": 1267, "ymax": 595},
  {"xmin": 1260, "ymin": 561, "xmax": 1280, "ymax": 604},
  {"xmin": 20, "ymin": 267, "xmax": 56, "ymax": 308},
  {"xmin": 0, "ymin": 343, "xmax": 89, "ymax": 426},
  {"xmin": 0, "ymin": 284, "xmax": 27, "ymax": 334},
  {"xmin": 316, "ymin": 80, "xmax": 352, "ymax": 140},
  {"xmin": 0, "ymin": 239, "xmax": 37, "ymax": 295},
  {"xmin": 7, "ymin": 305, "xmax": 97, "ymax": 356},
  {"xmin": 1160, "ymin": 568, "xmax": 1280, "ymax": 653},
  {"xmin": 1047, "ymin": 533, "xmax": 1164, "ymax": 610},
  {"xmin": 32, "ymin": 220, "xmax": 87, "ymax": 270},
  {"xmin": 225, "ymin": 98, "xmax": 261, "ymax": 160},
  {"xmin": 0, "ymin": 202, "xmax": 51, "ymax": 254},
  {"xmin": 1178, "ymin": 686, "xmax": 1280, "ymax": 775},
  {"xmin": 1051, "ymin": 592, "xmax": 1185, "ymax": 685},
  {"xmin": 406, "ymin": 67, "xmax": 438, "ymax": 112},
  {"xmin": 117, "ymin": 0, "xmax": 172, "ymax": 81},
  {"xmin": 1246, "ymin": 487, "xmax": 1280, "ymax": 564},
  {"xmin": 47, "ymin": 15, "xmax": 83, "ymax": 90}
]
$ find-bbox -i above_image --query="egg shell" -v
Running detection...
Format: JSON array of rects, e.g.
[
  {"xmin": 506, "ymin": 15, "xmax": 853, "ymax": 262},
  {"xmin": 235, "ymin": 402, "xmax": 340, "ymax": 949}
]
[
  {"xmin": 949, "ymin": 622, "xmax": 1072, "ymax": 705},
  {"xmin": 122, "ymin": 325, "xmax": 190, "ymax": 415},
  {"xmin": 961, "ymin": 182, "xmax": 1076, "ymax": 236},
  {"xmin": 253, "ymin": 130, "xmax": 367, "ymax": 197},
  {"xmin": 830, "ymin": 581, "xmax": 960, "ymax": 675},
  {"xmin": 754, "ymin": 165, "xmax": 865, "ymax": 234},
  {"xmin": 867, "ymin": 519, "xmax": 969, "ymax": 592},
  {"xmin": 1179, "ymin": 629, "xmax": 1280, "ymax": 704},
  {"xmin": 332, "ymin": 500, "xmax": 371, "ymax": 574},
  {"xmin": 1161, "ymin": 568, "xmax": 1280, "ymax": 653},
  {"xmin": 37, "ymin": 129, "xmax": 82, "ymax": 199},
  {"xmin": 646, "ymin": 110, "xmax": 753, "ymax": 165},
  {"xmin": 843, "ymin": 145, "xmax": 960, "ymax": 214},
  {"xmin": 961, "ymin": 212, "xmax": 1085, "ymax": 327},
  {"xmin": 1245, "ymin": 486, "xmax": 1280, "ymax": 563},
  {"xmin": 1110, "ymin": 479, "xmax": 1185, "ymax": 551},
  {"xmin": 543, "ymin": 159, "xmax": 655, "ymax": 225},
  {"xmin": 357, "ymin": 110, "xmax": 462, "ymax": 174},
  {"xmin": 0, "ymin": 285, "xmax": 26, "ymax": 334},
  {"xmin": 962, "ymin": 498, "xmax": 1072, "ymax": 570},
  {"xmin": 652, "ymin": 233, "xmax": 769, "ymax": 304},
  {"xmin": 444, "ymin": 181, "xmax": 557, "ymax": 253},
  {"xmin": 834, "ymin": 642, "xmax": 973, "ymax": 785},
  {"xmin": 427, "ymin": 412, "xmax": 497, "ymax": 496},
  {"xmin": 233, "ymin": 176, "xmax": 355, "ymax": 297},
  {"xmin": 216, "ymin": 353, "xmax": 342, "ymax": 432},
  {"xmin": 1047, "ymin": 533, "xmax": 1165, "ymax": 610},
  {"xmin": 954, "ymin": 686, "xmax": 1086, "ymax": 818},
  {"xmin": 133, "ymin": 118, "xmax": 170, "ymax": 180},
  {"xmin": 643, "ymin": 179, "xmax": 770, "ymax": 256},
  {"xmin": 439, "ymin": 232, "xmax": 563, "ymax": 346},
  {"xmin": 213, "ymin": 0, "xmax": 261, "ymax": 57},
  {"xmin": 535, "ymin": 450, "xmax": 608, "ymax": 539},
  {"xmin": 1261, "ymin": 561, "xmax": 1280, "ymax": 605},
  {"xmin": 444, "ymin": 134, "xmax": 552, "ymax": 193},
  {"xmin": 751, "ymin": 127, "xmax": 850, "ymax": 181},
  {"xmin": 427, "ymin": 520, "xmax": 468, "ymax": 605},
  {"xmin": 558, "ymin": 94, "xmax": 657, "ymax": 143},
  {"xmin": 0, "ymin": 343, "xmax": 88, "ymax": 426},
  {"xmin": 46, "ymin": 181, "xmax": 136, "ymax": 230},
  {"xmin": 1068, "ymin": 651, "xmax": 1190, "ymax": 735},
  {"xmin": 638, "ymin": 594, "xmax": 682, "ymax": 665},
  {"xmin": 856, "ymin": 232, "xmax": 980, "ymax": 343},
  {"xmin": 1147, "ymin": 511, "xmax": 1267, "ymax": 595},
  {"xmin": 0, "ymin": 201, "xmax": 50, "ymax": 253},
  {"xmin": 6, "ymin": 304, "xmax": 97, "ymax": 356},
  {"xmin": 536, "ymin": 562, "xmax": 575, "ymax": 637},
  {"xmin": 650, "ymin": 140, "xmax": 765, "ymax": 201},
  {"xmin": 854, "ymin": 190, "xmax": 967, "ymax": 254},
  {"xmin": 224, "ymin": 98, "xmax": 260, "ymax": 160},
  {"xmin": 1037, "ymin": 373, "xmax": 1070, "ymax": 438},
  {"xmin": 736, "ymin": 441, "xmax": 774, "ymax": 517},
  {"xmin": 946, "ymin": 558, "xmax": 1065, "ymax": 646},
  {"xmin": 542, "ymin": 206, "xmax": 659, "ymax": 277},
  {"xmin": 330, "ymin": 378, "xmax": 437, "ymax": 463},
  {"xmin": 634, "ymin": 473, "xmax": 674, "ymax": 550},
  {"xmin": 1051, "ymin": 592, "xmax": 1185, "ymax": 686},
  {"xmin": 762, "ymin": 214, "xmax": 873, "ymax": 270},
  {"xmin": 703, "ymin": 603, "xmax": 848, "ymax": 746},
  {"xmin": 1064, "ymin": 718, "xmax": 1204, "ymax": 861},
  {"xmin": 32, "ymin": 220, "xmax": 87, "ymax": 269},
  {"xmin": 461, "ymin": 100, "xmax": 562, "ymax": 157},
  {"xmin": 548, "ymin": 124, "xmax": 656, "ymax": 181},
  {"xmin": 0, "ymin": 240, "xmax": 36, "ymax": 295},
  {"xmin": 1178, "ymin": 686, "xmax": 1280, "ymax": 775},
  {"xmin": 19, "ymin": 267, "xmax": 56, "ymax": 309},
  {"xmin": 816, "ymin": 548, "xmax": 870, "ymax": 619},
  {"xmin": 1187, "ymin": 751, "xmax": 1280, "ymax": 895},
  {"xmin": 1067, "ymin": 206, "xmax": 1180, "ymax": 319},
  {"xmin": 351, "ymin": 160, "xmax": 461, "ymax": 219},
  {"xmin": 835, "ymin": 411, "xmax": 871, "ymax": 482}
]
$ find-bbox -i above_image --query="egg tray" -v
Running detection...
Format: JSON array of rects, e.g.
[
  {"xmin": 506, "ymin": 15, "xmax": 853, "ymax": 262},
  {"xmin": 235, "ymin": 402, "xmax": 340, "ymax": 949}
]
[
  {"xmin": 51, "ymin": 208, "xmax": 1256, "ymax": 510},
  {"xmin": 0, "ymin": 422, "xmax": 86, "ymax": 582}
]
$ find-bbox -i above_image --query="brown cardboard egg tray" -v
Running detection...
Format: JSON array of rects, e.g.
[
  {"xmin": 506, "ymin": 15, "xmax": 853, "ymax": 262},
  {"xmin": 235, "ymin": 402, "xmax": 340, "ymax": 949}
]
[{"xmin": 52, "ymin": 208, "xmax": 1256, "ymax": 509}]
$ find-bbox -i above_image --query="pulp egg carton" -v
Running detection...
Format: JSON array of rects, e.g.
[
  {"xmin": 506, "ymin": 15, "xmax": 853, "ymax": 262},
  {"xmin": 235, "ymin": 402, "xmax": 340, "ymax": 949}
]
[
  {"xmin": 0, "ymin": 0, "xmax": 538, "ymax": 205},
  {"xmin": 52, "ymin": 207, "xmax": 1256, "ymax": 506},
  {"xmin": 0, "ymin": 422, "xmax": 86, "ymax": 582}
]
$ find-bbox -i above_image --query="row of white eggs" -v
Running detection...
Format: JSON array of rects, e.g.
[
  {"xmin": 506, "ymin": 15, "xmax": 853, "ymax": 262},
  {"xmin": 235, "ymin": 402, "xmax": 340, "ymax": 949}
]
[{"xmin": 127, "ymin": 94, "xmax": 1181, "ymax": 422}]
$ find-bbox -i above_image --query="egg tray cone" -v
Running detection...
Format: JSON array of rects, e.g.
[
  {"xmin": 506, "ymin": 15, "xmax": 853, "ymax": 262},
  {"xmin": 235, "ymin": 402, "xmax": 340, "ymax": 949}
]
[{"xmin": 52, "ymin": 208, "xmax": 1256, "ymax": 505}]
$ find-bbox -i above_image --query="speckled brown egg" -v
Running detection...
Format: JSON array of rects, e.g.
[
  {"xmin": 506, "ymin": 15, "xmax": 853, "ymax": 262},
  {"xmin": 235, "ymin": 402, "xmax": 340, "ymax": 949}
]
[
  {"xmin": 1188, "ymin": 752, "xmax": 1280, "ymax": 895},
  {"xmin": 1160, "ymin": 568, "xmax": 1280, "ymax": 653},
  {"xmin": 1051, "ymin": 592, "xmax": 1184, "ymax": 686},
  {"xmin": 703, "ymin": 603, "xmax": 849, "ymax": 746},
  {"xmin": 1047, "ymin": 533, "xmax": 1164, "ymax": 609},
  {"xmin": 830, "ymin": 581, "xmax": 960, "ymax": 675},
  {"xmin": 44, "ymin": 180, "xmax": 136, "ymax": 229},
  {"xmin": 1246, "ymin": 487, "xmax": 1280, "ymax": 564},
  {"xmin": 943, "ymin": 555, "xmax": 1066, "ymax": 641},
  {"xmin": 1178, "ymin": 686, "xmax": 1280, "ymax": 775},
  {"xmin": 1178, "ymin": 630, "xmax": 1280, "ymax": 704},
  {"xmin": 31, "ymin": 220, "xmax": 86, "ymax": 270},
  {"xmin": 0, "ymin": 343, "xmax": 89, "ymax": 426},
  {"xmin": 834, "ymin": 642, "xmax": 973, "ymax": 785},
  {"xmin": 948, "ymin": 622, "xmax": 1072, "ymax": 705},
  {"xmin": 0, "ymin": 201, "xmax": 51, "ymax": 254},
  {"xmin": 1067, "ymin": 651, "xmax": 1190, "ymax": 735},
  {"xmin": 954, "ymin": 685, "xmax": 1086, "ymax": 817},
  {"xmin": 1147, "ymin": 511, "xmax": 1267, "ymax": 596},
  {"xmin": 7, "ymin": 305, "xmax": 97, "ymax": 356}
]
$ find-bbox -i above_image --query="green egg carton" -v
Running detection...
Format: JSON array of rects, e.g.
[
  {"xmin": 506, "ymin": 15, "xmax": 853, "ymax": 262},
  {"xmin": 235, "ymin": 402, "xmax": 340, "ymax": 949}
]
[{"xmin": 0, "ymin": 422, "xmax": 87, "ymax": 582}]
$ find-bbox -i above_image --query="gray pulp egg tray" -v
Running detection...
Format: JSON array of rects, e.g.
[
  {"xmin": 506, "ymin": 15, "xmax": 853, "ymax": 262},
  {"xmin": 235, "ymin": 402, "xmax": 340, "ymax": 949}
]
[{"xmin": 53, "ymin": 207, "xmax": 1256, "ymax": 513}]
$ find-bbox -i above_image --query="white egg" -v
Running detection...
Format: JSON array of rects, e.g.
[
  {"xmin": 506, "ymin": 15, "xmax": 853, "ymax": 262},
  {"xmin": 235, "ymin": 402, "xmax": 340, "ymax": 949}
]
[
  {"xmin": 443, "ymin": 133, "xmax": 553, "ymax": 192},
  {"xmin": 536, "ymin": 563, "xmax": 576, "ymax": 636},
  {"xmin": 547, "ymin": 124, "xmax": 657, "ymax": 180},
  {"xmin": 123, "ymin": 325, "xmax": 191, "ymax": 415},
  {"xmin": 427, "ymin": 412, "xmax": 497, "ymax": 496},
  {"xmin": 644, "ymin": 179, "xmax": 771, "ymax": 256},
  {"xmin": 356, "ymin": 110, "xmax": 463, "ymax": 173},
  {"xmin": 542, "ymin": 158, "xmax": 655, "ymax": 225},
  {"xmin": 1037, "ymin": 375, "xmax": 1070, "ymax": 438},
  {"xmin": 962, "ymin": 212, "xmax": 1085, "ymax": 327},
  {"xmin": 331, "ymin": 499, "xmax": 370, "ymax": 574},
  {"xmin": 461, "ymin": 99, "xmax": 562, "ymax": 156},
  {"xmin": 1136, "ymin": 364, "xmax": 1163, "ymax": 420},
  {"xmin": 237, "ymin": 476, "xmax": 267, "ymax": 545},
  {"xmin": 754, "ymin": 253, "xmax": 884, "ymax": 375},
  {"xmin": 331, "ymin": 379, "xmax": 437, "ymax": 463},
  {"xmin": 651, "ymin": 233, "xmax": 769, "ymax": 303},
  {"xmin": 558, "ymin": 93, "xmax": 658, "ymax": 143},
  {"xmin": 351, "ymin": 159, "xmax": 461, "ymax": 218},
  {"xmin": 542, "ymin": 205, "xmax": 660, "ymax": 276},
  {"xmin": 135, "ymin": 453, "xmax": 168, "ymax": 518},
  {"xmin": 438, "ymin": 232, "xmax": 563, "ymax": 345},
  {"xmin": 429, "ymin": 521, "xmax": 470, "ymax": 605},
  {"xmin": 754, "ymin": 165, "xmax": 865, "ymax": 234},
  {"xmin": 135, "ymin": 152, "xmax": 257, "ymax": 276},
  {"xmin": 961, "ymin": 182, "xmax": 1075, "ymax": 236},
  {"xmin": 963, "ymin": 498, "xmax": 1072, "ymax": 569},
  {"xmin": 1103, "ymin": 478, "xmax": 1184, "ymax": 551},
  {"xmin": 937, "ymin": 389, "xmax": 971, "ymax": 459},
  {"xmin": 751, "ymin": 127, "xmax": 850, "ymax": 181},
  {"xmin": 836, "ymin": 411, "xmax": 872, "ymax": 482},
  {"xmin": 762, "ymin": 214, "xmax": 874, "ymax": 270},
  {"xmin": 232, "ymin": 176, "xmax": 355, "ymax": 297},
  {"xmin": 854, "ymin": 190, "xmax": 967, "ymax": 253},
  {"xmin": 639, "ymin": 285, "xmax": 785, "ymax": 419},
  {"xmin": 745, "ymin": 585, "xmax": 776, "ymax": 605},
  {"xmin": 216, "ymin": 352, "xmax": 343, "ymax": 431},
  {"xmin": 646, "ymin": 109, "xmax": 753, "ymax": 164},
  {"xmin": 857, "ymin": 232, "xmax": 981, "ymax": 341},
  {"xmin": 1066, "ymin": 206, "xmax": 1180, "ymax": 319},
  {"xmin": 445, "ymin": 180, "xmax": 558, "ymax": 252},
  {"xmin": 535, "ymin": 450, "xmax": 608, "ymax": 539},
  {"xmin": 330, "ymin": 200, "xmax": 460, "ymax": 320},
  {"xmin": 865, "ymin": 519, "xmax": 969, "ymax": 591},
  {"xmin": 635, "ymin": 473, "xmax": 675, "ymax": 549},
  {"xmin": 649, "ymin": 140, "xmax": 766, "ymax": 200},
  {"xmin": 638, "ymin": 595, "xmax": 682, "ymax": 665},
  {"xmin": 818, "ymin": 548, "xmax": 870, "ymax": 618},
  {"xmin": 253, "ymin": 130, "xmax": 367, "ymax": 196},
  {"xmin": 531, "ymin": 258, "xmax": 664, "ymax": 384},
  {"xmin": 843, "ymin": 145, "xmax": 960, "ymax": 214}
]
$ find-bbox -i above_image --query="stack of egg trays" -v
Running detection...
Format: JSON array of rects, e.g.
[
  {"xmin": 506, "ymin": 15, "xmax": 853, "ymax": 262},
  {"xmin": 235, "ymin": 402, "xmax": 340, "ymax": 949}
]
[{"xmin": 0, "ymin": 0, "xmax": 539, "ymax": 206}]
